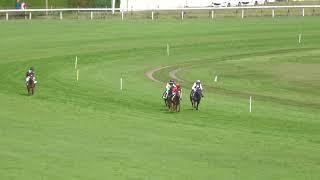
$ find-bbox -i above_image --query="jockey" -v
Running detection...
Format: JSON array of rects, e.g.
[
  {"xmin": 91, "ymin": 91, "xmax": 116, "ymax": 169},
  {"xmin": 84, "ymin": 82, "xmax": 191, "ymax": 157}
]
[
  {"xmin": 172, "ymin": 84, "xmax": 182, "ymax": 101},
  {"xmin": 191, "ymin": 80, "xmax": 203, "ymax": 97},
  {"xmin": 163, "ymin": 79, "xmax": 176, "ymax": 99},
  {"xmin": 26, "ymin": 67, "xmax": 37, "ymax": 85}
]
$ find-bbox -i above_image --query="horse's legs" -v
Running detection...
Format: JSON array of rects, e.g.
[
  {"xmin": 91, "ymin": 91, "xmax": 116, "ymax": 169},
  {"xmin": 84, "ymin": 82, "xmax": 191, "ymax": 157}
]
[
  {"xmin": 27, "ymin": 86, "xmax": 31, "ymax": 95},
  {"xmin": 173, "ymin": 99, "xmax": 178, "ymax": 112},
  {"xmin": 171, "ymin": 101, "xmax": 174, "ymax": 111},
  {"xmin": 174, "ymin": 102, "xmax": 178, "ymax": 112},
  {"xmin": 190, "ymin": 98, "xmax": 194, "ymax": 109},
  {"xmin": 196, "ymin": 100, "xmax": 200, "ymax": 110}
]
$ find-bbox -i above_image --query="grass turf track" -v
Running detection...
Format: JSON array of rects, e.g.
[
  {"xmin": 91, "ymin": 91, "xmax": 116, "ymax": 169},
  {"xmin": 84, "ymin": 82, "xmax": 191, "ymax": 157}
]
[{"xmin": 0, "ymin": 17, "xmax": 319, "ymax": 179}]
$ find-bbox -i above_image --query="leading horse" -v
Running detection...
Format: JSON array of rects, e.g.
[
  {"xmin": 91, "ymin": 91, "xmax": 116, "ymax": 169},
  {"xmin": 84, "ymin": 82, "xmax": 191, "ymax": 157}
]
[
  {"xmin": 190, "ymin": 87, "xmax": 203, "ymax": 110},
  {"xmin": 26, "ymin": 75, "xmax": 35, "ymax": 95},
  {"xmin": 171, "ymin": 92, "xmax": 181, "ymax": 112}
]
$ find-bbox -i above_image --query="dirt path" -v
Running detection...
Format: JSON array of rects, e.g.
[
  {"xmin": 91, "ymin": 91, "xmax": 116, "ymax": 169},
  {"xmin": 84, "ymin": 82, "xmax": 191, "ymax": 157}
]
[
  {"xmin": 145, "ymin": 65, "xmax": 187, "ymax": 84},
  {"xmin": 145, "ymin": 66, "xmax": 169, "ymax": 83},
  {"xmin": 168, "ymin": 68, "xmax": 185, "ymax": 82}
]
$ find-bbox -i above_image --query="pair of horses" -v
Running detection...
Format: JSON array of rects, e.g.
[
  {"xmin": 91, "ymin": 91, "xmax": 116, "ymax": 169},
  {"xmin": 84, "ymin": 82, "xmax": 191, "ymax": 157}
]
[
  {"xmin": 164, "ymin": 87, "xmax": 203, "ymax": 112},
  {"xmin": 164, "ymin": 88, "xmax": 181, "ymax": 112},
  {"xmin": 26, "ymin": 76, "xmax": 36, "ymax": 95}
]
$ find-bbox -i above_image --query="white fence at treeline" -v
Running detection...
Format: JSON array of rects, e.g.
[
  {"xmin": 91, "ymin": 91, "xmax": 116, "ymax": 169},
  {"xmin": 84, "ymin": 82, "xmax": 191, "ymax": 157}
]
[{"xmin": 1, "ymin": 5, "xmax": 320, "ymax": 20}]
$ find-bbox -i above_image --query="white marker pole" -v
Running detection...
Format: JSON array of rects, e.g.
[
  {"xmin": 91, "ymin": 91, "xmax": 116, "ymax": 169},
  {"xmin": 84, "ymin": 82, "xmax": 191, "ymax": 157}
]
[
  {"xmin": 151, "ymin": 11, "xmax": 154, "ymax": 20},
  {"xmin": 181, "ymin": 11, "xmax": 184, "ymax": 20},
  {"xmin": 211, "ymin": 10, "xmax": 214, "ymax": 19},
  {"xmin": 167, "ymin": 43, "xmax": 170, "ymax": 56},
  {"xmin": 112, "ymin": 0, "xmax": 115, "ymax": 14},
  {"xmin": 272, "ymin": 9, "xmax": 275, "ymax": 18},
  {"xmin": 29, "ymin": 12, "xmax": 32, "ymax": 20},
  {"xmin": 60, "ymin": 11, "xmax": 63, "ymax": 20},
  {"xmin": 214, "ymin": 75, "xmax": 218, "ymax": 82},
  {"xmin": 249, "ymin": 96, "xmax": 252, "ymax": 113},
  {"xmin": 120, "ymin": 77, "xmax": 123, "ymax": 90},
  {"xmin": 76, "ymin": 69, "xmax": 79, "ymax": 82},
  {"xmin": 5, "ymin": 12, "xmax": 8, "ymax": 21},
  {"xmin": 90, "ymin": 11, "xmax": 93, "ymax": 20},
  {"xmin": 121, "ymin": 10, "xmax": 124, "ymax": 21},
  {"xmin": 302, "ymin": 8, "xmax": 305, "ymax": 17},
  {"xmin": 298, "ymin": 33, "xmax": 302, "ymax": 44},
  {"xmin": 241, "ymin": 9, "xmax": 244, "ymax": 19},
  {"xmin": 75, "ymin": 56, "xmax": 78, "ymax": 69}
]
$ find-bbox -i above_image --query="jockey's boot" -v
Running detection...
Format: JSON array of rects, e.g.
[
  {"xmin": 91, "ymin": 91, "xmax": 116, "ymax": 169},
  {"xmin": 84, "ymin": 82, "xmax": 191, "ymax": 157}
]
[{"xmin": 163, "ymin": 92, "xmax": 167, "ymax": 99}]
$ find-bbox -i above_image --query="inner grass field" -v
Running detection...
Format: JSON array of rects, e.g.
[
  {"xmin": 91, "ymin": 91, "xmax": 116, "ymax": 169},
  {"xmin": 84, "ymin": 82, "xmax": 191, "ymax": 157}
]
[{"xmin": 0, "ymin": 17, "xmax": 319, "ymax": 179}]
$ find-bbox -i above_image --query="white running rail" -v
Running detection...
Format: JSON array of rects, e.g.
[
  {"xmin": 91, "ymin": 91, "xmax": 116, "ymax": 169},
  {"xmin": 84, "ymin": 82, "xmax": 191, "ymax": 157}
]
[
  {"xmin": 1, "ymin": 5, "xmax": 320, "ymax": 12},
  {"xmin": 1, "ymin": 5, "xmax": 319, "ymax": 20}
]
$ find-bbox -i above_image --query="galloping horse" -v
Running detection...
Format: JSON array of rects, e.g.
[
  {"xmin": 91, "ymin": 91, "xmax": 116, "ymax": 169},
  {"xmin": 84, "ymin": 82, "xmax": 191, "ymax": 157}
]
[
  {"xmin": 171, "ymin": 92, "xmax": 181, "ymax": 112},
  {"xmin": 165, "ymin": 87, "xmax": 173, "ymax": 109},
  {"xmin": 190, "ymin": 87, "xmax": 203, "ymax": 110},
  {"xmin": 26, "ymin": 75, "xmax": 35, "ymax": 95}
]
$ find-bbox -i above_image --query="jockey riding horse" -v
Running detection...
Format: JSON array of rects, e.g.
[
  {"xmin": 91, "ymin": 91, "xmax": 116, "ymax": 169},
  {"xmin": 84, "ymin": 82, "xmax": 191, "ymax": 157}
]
[
  {"xmin": 26, "ymin": 67, "xmax": 37, "ymax": 95},
  {"xmin": 26, "ymin": 73, "xmax": 35, "ymax": 95},
  {"xmin": 171, "ymin": 84, "xmax": 182, "ymax": 112},
  {"xmin": 190, "ymin": 80, "xmax": 204, "ymax": 110},
  {"xmin": 163, "ymin": 80, "xmax": 176, "ymax": 107}
]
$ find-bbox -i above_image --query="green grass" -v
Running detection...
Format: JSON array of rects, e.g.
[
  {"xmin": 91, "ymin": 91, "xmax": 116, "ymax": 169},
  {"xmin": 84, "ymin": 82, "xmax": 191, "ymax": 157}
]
[{"xmin": 0, "ymin": 17, "xmax": 319, "ymax": 180}]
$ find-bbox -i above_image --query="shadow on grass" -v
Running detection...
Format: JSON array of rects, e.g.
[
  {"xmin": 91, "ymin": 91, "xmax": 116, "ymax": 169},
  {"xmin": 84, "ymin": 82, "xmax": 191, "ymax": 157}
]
[{"xmin": 19, "ymin": 92, "xmax": 36, "ymax": 97}]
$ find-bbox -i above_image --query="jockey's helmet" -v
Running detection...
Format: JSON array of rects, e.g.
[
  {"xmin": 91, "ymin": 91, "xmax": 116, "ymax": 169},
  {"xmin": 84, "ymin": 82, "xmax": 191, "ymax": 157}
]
[
  {"xmin": 169, "ymin": 80, "xmax": 174, "ymax": 84},
  {"xmin": 176, "ymin": 84, "xmax": 181, "ymax": 88},
  {"xmin": 196, "ymin": 80, "xmax": 201, "ymax": 84},
  {"xmin": 30, "ymin": 67, "xmax": 34, "ymax": 71}
]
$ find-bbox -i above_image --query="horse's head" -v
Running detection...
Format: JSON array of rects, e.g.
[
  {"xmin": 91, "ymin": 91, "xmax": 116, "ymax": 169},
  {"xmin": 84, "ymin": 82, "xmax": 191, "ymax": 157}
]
[
  {"xmin": 28, "ymin": 75, "xmax": 34, "ymax": 85},
  {"xmin": 195, "ymin": 86, "xmax": 202, "ymax": 93},
  {"xmin": 173, "ymin": 91, "xmax": 180, "ymax": 99},
  {"xmin": 193, "ymin": 88, "xmax": 203, "ymax": 99},
  {"xmin": 168, "ymin": 87, "xmax": 174, "ymax": 94}
]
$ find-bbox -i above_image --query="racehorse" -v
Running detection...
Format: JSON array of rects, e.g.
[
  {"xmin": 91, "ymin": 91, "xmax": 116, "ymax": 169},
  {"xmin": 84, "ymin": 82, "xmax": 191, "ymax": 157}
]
[
  {"xmin": 190, "ymin": 87, "xmax": 203, "ymax": 110},
  {"xmin": 26, "ymin": 75, "xmax": 35, "ymax": 95},
  {"xmin": 171, "ymin": 92, "xmax": 181, "ymax": 112},
  {"xmin": 164, "ymin": 88, "xmax": 173, "ymax": 109}
]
